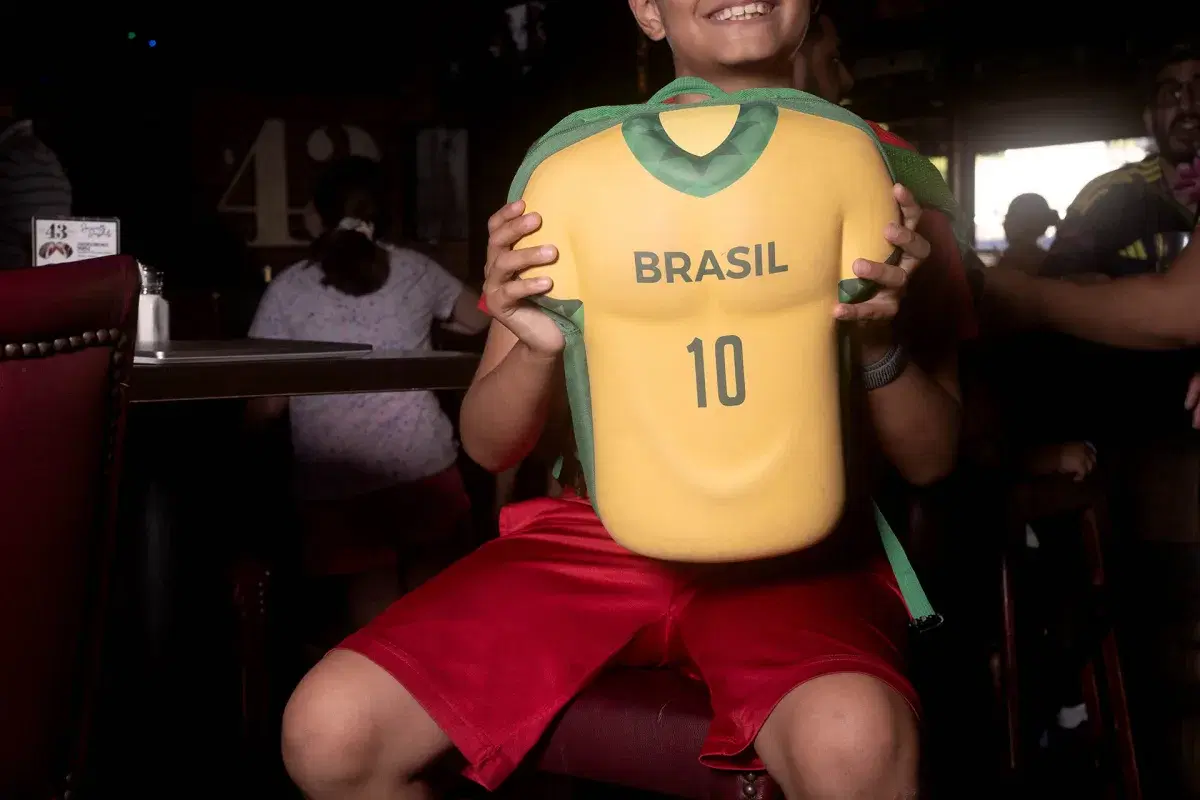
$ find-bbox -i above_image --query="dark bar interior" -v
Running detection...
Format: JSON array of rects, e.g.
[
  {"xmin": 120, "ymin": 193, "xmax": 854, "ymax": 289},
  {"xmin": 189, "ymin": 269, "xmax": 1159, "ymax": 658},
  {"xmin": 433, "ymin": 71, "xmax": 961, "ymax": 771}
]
[{"xmin": 0, "ymin": 2, "xmax": 1197, "ymax": 798}]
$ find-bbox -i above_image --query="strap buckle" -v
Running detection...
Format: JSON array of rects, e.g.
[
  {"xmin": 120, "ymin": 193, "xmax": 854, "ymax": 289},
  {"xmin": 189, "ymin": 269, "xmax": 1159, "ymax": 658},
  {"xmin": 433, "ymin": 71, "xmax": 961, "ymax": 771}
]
[{"xmin": 910, "ymin": 613, "xmax": 945, "ymax": 634}]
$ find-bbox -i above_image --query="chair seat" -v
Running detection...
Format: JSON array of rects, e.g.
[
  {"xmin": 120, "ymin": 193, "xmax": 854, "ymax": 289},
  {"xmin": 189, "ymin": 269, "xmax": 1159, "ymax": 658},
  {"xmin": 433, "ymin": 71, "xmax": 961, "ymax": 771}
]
[{"xmin": 535, "ymin": 668, "xmax": 774, "ymax": 799}]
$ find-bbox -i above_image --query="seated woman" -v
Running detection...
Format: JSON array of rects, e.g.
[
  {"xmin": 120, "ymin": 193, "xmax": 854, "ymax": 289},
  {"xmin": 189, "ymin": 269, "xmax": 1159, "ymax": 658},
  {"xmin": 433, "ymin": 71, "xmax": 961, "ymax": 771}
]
[{"xmin": 247, "ymin": 156, "xmax": 489, "ymax": 635}]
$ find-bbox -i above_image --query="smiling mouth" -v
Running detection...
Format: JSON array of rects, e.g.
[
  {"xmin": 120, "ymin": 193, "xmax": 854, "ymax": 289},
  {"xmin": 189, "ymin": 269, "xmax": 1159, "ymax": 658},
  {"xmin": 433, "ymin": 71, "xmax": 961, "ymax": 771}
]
[
  {"xmin": 709, "ymin": 2, "xmax": 777, "ymax": 22},
  {"xmin": 1176, "ymin": 117, "xmax": 1200, "ymax": 139}
]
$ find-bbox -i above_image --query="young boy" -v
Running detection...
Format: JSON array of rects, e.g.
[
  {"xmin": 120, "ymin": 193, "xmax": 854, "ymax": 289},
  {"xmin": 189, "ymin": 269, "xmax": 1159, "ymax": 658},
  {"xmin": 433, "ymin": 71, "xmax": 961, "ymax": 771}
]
[{"xmin": 282, "ymin": 2, "xmax": 962, "ymax": 798}]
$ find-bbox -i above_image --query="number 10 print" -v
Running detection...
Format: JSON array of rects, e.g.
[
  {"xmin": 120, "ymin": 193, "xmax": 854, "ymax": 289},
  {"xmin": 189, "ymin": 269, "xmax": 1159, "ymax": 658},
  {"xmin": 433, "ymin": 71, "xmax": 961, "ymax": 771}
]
[{"xmin": 687, "ymin": 335, "xmax": 746, "ymax": 408}]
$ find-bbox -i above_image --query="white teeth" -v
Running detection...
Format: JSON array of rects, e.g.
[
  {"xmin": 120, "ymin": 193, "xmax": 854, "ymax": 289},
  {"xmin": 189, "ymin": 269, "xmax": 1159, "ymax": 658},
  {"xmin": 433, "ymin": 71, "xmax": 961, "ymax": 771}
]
[{"xmin": 712, "ymin": 2, "xmax": 773, "ymax": 21}]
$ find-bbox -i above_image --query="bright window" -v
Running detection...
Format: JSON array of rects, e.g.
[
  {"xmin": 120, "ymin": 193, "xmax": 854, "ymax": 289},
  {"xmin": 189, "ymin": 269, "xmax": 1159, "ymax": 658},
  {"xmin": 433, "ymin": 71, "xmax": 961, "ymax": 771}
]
[
  {"xmin": 928, "ymin": 155, "xmax": 948, "ymax": 182},
  {"xmin": 973, "ymin": 138, "xmax": 1153, "ymax": 255}
]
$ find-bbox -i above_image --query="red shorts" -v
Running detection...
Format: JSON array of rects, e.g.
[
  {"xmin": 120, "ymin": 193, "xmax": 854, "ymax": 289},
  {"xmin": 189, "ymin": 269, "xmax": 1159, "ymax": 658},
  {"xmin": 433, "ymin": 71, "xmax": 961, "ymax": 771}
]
[{"xmin": 341, "ymin": 494, "xmax": 915, "ymax": 790}]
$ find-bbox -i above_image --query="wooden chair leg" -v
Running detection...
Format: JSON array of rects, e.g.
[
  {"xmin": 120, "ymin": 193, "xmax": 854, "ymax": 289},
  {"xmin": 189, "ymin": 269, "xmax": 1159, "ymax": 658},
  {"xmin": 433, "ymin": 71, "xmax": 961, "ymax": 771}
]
[
  {"xmin": 1080, "ymin": 508, "xmax": 1142, "ymax": 800},
  {"xmin": 231, "ymin": 560, "xmax": 272, "ymax": 749},
  {"xmin": 1101, "ymin": 631, "xmax": 1141, "ymax": 800}
]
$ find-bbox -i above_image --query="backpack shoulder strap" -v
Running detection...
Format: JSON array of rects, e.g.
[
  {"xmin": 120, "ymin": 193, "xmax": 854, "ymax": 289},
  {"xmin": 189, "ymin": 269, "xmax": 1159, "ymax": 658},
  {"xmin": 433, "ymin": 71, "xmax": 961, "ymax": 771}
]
[{"xmin": 874, "ymin": 502, "xmax": 943, "ymax": 632}]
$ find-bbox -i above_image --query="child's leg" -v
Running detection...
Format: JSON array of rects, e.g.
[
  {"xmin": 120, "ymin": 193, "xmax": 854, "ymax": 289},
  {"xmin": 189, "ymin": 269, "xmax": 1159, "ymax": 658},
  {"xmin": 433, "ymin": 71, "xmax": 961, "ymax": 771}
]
[
  {"xmin": 756, "ymin": 672, "xmax": 918, "ymax": 800},
  {"xmin": 284, "ymin": 649, "xmax": 447, "ymax": 800},
  {"xmin": 283, "ymin": 495, "xmax": 674, "ymax": 799},
  {"xmin": 682, "ymin": 555, "xmax": 918, "ymax": 799}
]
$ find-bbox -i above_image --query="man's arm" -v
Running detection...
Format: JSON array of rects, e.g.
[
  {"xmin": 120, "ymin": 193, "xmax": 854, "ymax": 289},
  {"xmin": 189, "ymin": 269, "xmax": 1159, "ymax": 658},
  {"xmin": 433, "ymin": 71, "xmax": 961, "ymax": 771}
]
[{"xmin": 988, "ymin": 233, "xmax": 1200, "ymax": 350}]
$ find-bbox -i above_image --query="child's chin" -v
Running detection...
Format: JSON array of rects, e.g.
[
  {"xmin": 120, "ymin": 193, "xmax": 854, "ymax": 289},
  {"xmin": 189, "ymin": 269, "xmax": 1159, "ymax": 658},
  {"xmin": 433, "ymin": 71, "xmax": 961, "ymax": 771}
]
[{"xmin": 712, "ymin": 37, "xmax": 787, "ymax": 65}]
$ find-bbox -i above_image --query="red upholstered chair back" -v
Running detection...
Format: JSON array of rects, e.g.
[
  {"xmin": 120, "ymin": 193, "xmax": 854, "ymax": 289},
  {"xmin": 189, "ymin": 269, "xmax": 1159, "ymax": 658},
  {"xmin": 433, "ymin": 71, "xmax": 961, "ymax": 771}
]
[{"xmin": 0, "ymin": 257, "xmax": 139, "ymax": 798}]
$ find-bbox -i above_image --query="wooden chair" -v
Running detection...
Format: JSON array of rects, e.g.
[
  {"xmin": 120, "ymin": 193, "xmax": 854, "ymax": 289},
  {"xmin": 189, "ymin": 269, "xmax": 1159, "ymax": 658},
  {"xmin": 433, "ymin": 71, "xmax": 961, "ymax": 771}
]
[
  {"xmin": 0, "ymin": 257, "xmax": 139, "ymax": 798},
  {"xmin": 999, "ymin": 475, "xmax": 1141, "ymax": 799}
]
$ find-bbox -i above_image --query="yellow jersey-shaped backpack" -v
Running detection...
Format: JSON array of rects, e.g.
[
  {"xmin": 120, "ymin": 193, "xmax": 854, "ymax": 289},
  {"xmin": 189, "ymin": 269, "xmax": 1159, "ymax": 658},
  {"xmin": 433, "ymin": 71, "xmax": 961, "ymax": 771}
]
[{"xmin": 513, "ymin": 77, "xmax": 959, "ymax": 566}]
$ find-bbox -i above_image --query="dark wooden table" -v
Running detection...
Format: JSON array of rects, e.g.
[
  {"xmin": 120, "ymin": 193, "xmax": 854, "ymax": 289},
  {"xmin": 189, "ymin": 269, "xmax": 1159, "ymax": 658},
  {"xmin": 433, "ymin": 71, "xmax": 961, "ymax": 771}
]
[
  {"xmin": 107, "ymin": 345, "xmax": 482, "ymax": 794},
  {"xmin": 130, "ymin": 349, "xmax": 482, "ymax": 402}
]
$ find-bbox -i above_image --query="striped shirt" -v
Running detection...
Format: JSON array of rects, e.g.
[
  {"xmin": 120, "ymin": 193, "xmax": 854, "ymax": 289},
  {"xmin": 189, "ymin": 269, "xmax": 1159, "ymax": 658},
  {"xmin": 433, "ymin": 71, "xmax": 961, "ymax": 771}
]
[
  {"xmin": 0, "ymin": 120, "xmax": 72, "ymax": 269},
  {"xmin": 1043, "ymin": 155, "xmax": 1194, "ymax": 279}
]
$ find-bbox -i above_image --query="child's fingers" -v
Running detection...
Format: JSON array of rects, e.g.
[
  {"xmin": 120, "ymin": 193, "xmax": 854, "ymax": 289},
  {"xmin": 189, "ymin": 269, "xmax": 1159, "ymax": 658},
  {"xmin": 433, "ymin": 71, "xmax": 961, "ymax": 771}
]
[
  {"xmin": 491, "ymin": 277, "xmax": 554, "ymax": 316},
  {"xmin": 886, "ymin": 221, "xmax": 931, "ymax": 269},
  {"xmin": 853, "ymin": 257, "xmax": 908, "ymax": 289},
  {"xmin": 893, "ymin": 184, "xmax": 922, "ymax": 231},
  {"xmin": 487, "ymin": 200, "xmax": 525, "ymax": 235},
  {"xmin": 834, "ymin": 295, "xmax": 900, "ymax": 322},
  {"xmin": 491, "ymin": 245, "xmax": 557, "ymax": 281},
  {"xmin": 488, "ymin": 212, "xmax": 543, "ymax": 252}
]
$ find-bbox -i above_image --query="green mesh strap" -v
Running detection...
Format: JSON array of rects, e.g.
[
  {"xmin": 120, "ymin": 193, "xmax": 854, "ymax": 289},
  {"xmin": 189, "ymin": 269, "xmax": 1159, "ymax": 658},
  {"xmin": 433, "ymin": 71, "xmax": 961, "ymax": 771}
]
[
  {"xmin": 648, "ymin": 76, "xmax": 727, "ymax": 103},
  {"xmin": 876, "ymin": 502, "xmax": 942, "ymax": 631}
]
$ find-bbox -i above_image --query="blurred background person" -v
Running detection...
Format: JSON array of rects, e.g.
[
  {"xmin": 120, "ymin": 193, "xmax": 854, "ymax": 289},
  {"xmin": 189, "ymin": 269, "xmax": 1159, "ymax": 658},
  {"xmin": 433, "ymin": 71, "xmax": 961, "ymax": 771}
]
[
  {"xmin": 247, "ymin": 156, "xmax": 488, "ymax": 641},
  {"xmin": 996, "ymin": 193, "xmax": 1060, "ymax": 274},
  {"xmin": 0, "ymin": 88, "xmax": 71, "ymax": 269},
  {"xmin": 1040, "ymin": 44, "xmax": 1199, "ymax": 281}
]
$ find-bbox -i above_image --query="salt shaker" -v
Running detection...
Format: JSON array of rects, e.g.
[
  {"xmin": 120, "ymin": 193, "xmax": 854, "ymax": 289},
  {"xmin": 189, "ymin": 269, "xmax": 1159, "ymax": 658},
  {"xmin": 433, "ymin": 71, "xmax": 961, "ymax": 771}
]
[{"xmin": 137, "ymin": 262, "xmax": 171, "ymax": 346}]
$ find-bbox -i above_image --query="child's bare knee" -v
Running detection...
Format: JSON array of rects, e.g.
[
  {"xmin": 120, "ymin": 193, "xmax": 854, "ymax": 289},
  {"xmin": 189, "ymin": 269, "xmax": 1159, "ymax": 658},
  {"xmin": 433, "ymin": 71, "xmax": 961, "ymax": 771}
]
[
  {"xmin": 759, "ymin": 673, "xmax": 918, "ymax": 798},
  {"xmin": 283, "ymin": 662, "xmax": 380, "ymax": 793},
  {"xmin": 282, "ymin": 650, "xmax": 444, "ymax": 797}
]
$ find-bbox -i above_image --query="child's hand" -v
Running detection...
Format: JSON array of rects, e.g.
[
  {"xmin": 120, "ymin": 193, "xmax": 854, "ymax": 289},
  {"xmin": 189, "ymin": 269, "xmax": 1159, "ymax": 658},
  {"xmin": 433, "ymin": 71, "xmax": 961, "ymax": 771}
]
[
  {"xmin": 1056, "ymin": 441, "xmax": 1097, "ymax": 482},
  {"xmin": 834, "ymin": 184, "xmax": 931, "ymax": 326},
  {"xmin": 1185, "ymin": 372, "xmax": 1200, "ymax": 429},
  {"xmin": 482, "ymin": 201, "xmax": 565, "ymax": 357}
]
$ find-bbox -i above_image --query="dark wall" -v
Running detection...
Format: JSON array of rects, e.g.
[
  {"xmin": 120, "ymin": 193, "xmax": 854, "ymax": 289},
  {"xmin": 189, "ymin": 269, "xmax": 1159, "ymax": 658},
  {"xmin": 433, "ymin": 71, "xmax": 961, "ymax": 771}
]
[{"xmin": 2, "ymin": 3, "xmax": 1186, "ymax": 298}]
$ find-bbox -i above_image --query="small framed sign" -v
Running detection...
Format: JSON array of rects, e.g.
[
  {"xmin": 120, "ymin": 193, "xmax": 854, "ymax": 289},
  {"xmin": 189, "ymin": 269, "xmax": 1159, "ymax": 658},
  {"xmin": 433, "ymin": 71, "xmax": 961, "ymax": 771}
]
[{"xmin": 31, "ymin": 216, "xmax": 121, "ymax": 266}]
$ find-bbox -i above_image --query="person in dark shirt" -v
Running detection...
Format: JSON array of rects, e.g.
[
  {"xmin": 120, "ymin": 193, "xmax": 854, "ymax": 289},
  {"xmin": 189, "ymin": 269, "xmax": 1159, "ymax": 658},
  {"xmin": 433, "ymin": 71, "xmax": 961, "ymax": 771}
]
[
  {"xmin": 0, "ymin": 95, "xmax": 72, "ymax": 269},
  {"xmin": 996, "ymin": 193, "xmax": 1059, "ymax": 275},
  {"xmin": 985, "ymin": 44, "xmax": 1200, "ymax": 439},
  {"xmin": 1040, "ymin": 44, "xmax": 1198, "ymax": 280}
]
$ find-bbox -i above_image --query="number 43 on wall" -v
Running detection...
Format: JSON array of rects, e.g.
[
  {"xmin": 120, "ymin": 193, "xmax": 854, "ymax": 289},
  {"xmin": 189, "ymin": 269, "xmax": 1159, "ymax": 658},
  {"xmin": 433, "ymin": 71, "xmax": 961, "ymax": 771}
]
[{"xmin": 217, "ymin": 118, "xmax": 381, "ymax": 248}]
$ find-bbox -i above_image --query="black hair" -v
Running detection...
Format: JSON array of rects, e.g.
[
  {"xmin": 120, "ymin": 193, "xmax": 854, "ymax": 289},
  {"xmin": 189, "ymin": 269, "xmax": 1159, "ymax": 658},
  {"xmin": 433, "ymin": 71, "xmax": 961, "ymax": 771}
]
[
  {"xmin": 1143, "ymin": 42, "xmax": 1200, "ymax": 104},
  {"xmin": 309, "ymin": 156, "xmax": 391, "ymax": 297}
]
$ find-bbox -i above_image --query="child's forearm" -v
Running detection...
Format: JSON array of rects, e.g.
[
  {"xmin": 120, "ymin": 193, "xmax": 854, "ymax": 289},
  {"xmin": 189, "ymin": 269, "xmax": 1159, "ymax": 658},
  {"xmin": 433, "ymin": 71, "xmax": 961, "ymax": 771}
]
[
  {"xmin": 460, "ymin": 342, "xmax": 561, "ymax": 473},
  {"xmin": 867, "ymin": 360, "xmax": 960, "ymax": 486}
]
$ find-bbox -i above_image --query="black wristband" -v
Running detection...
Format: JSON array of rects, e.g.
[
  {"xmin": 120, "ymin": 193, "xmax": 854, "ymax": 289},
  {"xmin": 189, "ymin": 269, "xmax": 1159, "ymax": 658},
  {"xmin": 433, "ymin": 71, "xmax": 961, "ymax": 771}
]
[{"xmin": 862, "ymin": 343, "xmax": 909, "ymax": 391}]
